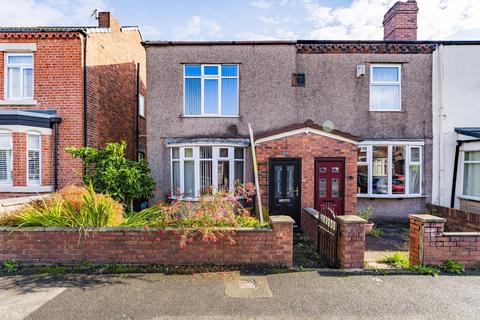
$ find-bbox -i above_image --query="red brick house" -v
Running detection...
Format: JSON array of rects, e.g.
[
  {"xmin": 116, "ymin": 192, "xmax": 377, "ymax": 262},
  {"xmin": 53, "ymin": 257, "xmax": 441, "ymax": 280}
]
[{"xmin": 0, "ymin": 12, "xmax": 146, "ymax": 199}]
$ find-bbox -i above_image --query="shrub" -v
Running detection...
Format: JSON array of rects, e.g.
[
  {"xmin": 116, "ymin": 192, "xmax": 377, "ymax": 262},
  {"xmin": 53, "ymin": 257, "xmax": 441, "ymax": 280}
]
[
  {"xmin": 358, "ymin": 205, "xmax": 373, "ymax": 223},
  {"xmin": 378, "ymin": 252, "xmax": 409, "ymax": 269},
  {"xmin": 443, "ymin": 259, "xmax": 465, "ymax": 274},
  {"xmin": 66, "ymin": 141, "xmax": 156, "ymax": 210}
]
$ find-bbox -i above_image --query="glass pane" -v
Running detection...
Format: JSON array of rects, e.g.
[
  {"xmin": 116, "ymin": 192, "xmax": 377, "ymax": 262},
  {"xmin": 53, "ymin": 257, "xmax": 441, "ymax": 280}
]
[
  {"xmin": 8, "ymin": 55, "xmax": 32, "ymax": 64},
  {"xmin": 221, "ymin": 78, "xmax": 238, "ymax": 115},
  {"xmin": 0, "ymin": 135, "xmax": 11, "ymax": 149},
  {"xmin": 23, "ymin": 68, "xmax": 33, "ymax": 98},
  {"xmin": 320, "ymin": 167, "xmax": 326, "ymax": 173},
  {"xmin": 185, "ymin": 78, "xmax": 201, "ymax": 115},
  {"xmin": 319, "ymin": 178, "xmax": 326, "ymax": 198},
  {"xmin": 200, "ymin": 146, "xmax": 212, "ymax": 159},
  {"xmin": 184, "ymin": 148, "xmax": 193, "ymax": 158},
  {"xmin": 410, "ymin": 147, "xmax": 421, "ymax": 162},
  {"xmin": 0, "ymin": 150, "xmax": 10, "ymax": 181},
  {"xmin": 28, "ymin": 150, "xmax": 40, "ymax": 182},
  {"xmin": 409, "ymin": 164, "xmax": 421, "ymax": 195},
  {"xmin": 357, "ymin": 165, "xmax": 368, "ymax": 194},
  {"xmin": 332, "ymin": 167, "xmax": 339, "ymax": 173},
  {"xmin": 332, "ymin": 178, "xmax": 339, "ymax": 198},
  {"xmin": 392, "ymin": 146, "xmax": 405, "ymax": 194},
  {"xmin": 234, "ymin": 147, "xmax": 244, "ymax": 159},
  {"xmin": 184, "ymin": 160, "xmax": 195, "ymax": 197},
  {"xmin": 275, "ymin": 166, "xmax": 283, "ymax": 198},
  {"xmin": 8, "ymin": 67, "xmax": 21, "ymax": 98},
  {"xmin": 172, "ymin": 147, "xmax": 180, "ymax": 159},
  {"xmin": 371, "ymin": 85, "xmax": 400, "ymax": 110},
  {"xmin": 219, "ymin": 148, "xmax": 228, "ymax": 158},
  {"xmin": 185, "ymin": 65, "xmax": 201, "ymax": 76},
  {"xmin": 28, "ymin": 135, "xmax": 40, "ymax": 150},
  {"xmin": 464, "ymin": 163, "xmax": 480, "ymax": 197},
  {"xmin": 234, "ymin": 161, "xmax": 244, "ymax": 184},
  {"xmin": 217, "ymin": 160, "xmax": 230, "ymax": 191},
  {"xmin": 200, "ymin": 160, "xmax": 212, "ymax": 194},
  {"xmin": 465, "ymin": 151, "xmax": 480, "ymax": 162},
  {"xmin": 372, "ymin": 67, "xmax": 399, "ymax": 82},
  {"xmin": 204, "ymin": 79, "xmax": 219, "ymax": 114},
  {"xmin": 358, "ymin": 147, "xmax": 367, "ymax": 163},
  {"xmin": 222, "ymin": 65, "xmax": 238, "ymax": 77},
  {"xmin": 286, "ymin": 165, "xmax": 294, "ymax": 199},
  {"xmin": 172, "ymin": 161, "xmax": 180, "ymax": 195},
  {"xmin": 372, "ymin": 146, "xmax": 388, "ymax": 194},
  {"xmin": 204, "ymin": 65, "xmax": 219, "ymax": 76}
]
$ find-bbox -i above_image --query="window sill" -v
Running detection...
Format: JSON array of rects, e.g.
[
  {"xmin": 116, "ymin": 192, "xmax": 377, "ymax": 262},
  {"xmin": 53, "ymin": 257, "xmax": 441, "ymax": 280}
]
[
  {"xmin": 357, "ymin": 194, "xmax": 426, "ymax": 199},
  {"xmin": 180, "ymin": 115, "xmax": 241, "ymax": 118},
  {"xmin": 457, "ymin": 195, "xmax": 480, "ymax": 202},
  {"xmin": 0, "ymin": 185, "xmax": 54, "ymax": 193},
  {"xmin": 0, "ymin": 99, "xmax": 37, "ymax": 106},
  {"xmin": 368, "ymin": 109, "xmax": 403, "ymax": 113}
]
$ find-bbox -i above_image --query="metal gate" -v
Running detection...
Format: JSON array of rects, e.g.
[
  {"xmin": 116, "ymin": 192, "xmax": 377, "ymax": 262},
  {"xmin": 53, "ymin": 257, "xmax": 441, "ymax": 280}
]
[{"xmin": 317, "ymin": 205, "xmax": 339, "ymax": 268}]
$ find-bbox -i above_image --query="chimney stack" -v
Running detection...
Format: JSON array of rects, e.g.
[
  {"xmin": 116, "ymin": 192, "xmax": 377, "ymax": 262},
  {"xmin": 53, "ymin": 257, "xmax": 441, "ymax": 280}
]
[
  {"xmin": 383, "ymin": 0, "xmax": 419, "ymax": 41},
  {"xmin": 97, "ymin": 12, "xmax": 121, "ymax": 32}
]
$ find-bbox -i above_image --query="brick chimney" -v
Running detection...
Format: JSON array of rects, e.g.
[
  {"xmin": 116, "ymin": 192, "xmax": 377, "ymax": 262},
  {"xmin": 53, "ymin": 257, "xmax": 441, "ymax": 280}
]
[
  {"xmin": 97, "ymin": 12, "xmax": 121, "ymax": 32},
  {"xmin": 383, "ymin": 0, "xmax": 419, "ymax": 41}
]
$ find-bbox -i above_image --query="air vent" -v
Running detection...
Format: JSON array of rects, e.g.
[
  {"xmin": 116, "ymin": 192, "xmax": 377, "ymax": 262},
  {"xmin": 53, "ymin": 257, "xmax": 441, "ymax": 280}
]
[{"xmin": 292, "ymin": 73, "xmax": 305, "ymax": 87}]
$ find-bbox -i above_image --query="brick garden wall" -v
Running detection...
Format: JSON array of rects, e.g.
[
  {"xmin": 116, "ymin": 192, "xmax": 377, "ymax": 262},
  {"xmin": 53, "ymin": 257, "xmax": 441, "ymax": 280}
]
[
  {"xmin": 427, "ymin": 204, "xmax": 480, "ymax": 232},
  {"xmin": 0, "ymin": 216, "xmax": 294, "ymax": 266},
  {"xmin": 410, "ymin": 214, "xmax": 480, "ymax": 268}
]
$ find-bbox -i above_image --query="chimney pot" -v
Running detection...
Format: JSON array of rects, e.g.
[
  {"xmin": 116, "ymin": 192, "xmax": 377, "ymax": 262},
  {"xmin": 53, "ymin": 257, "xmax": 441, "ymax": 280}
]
[{"xmin": 383, "ymin": 0, "xmax": 418, "ymax": 41}]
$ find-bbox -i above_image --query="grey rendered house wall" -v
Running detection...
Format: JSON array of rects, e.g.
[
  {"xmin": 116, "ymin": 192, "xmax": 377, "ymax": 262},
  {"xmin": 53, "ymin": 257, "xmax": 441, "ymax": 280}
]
[{"xmin": 146, "ymin": 43, "xmax": 433, "ymax": 218}]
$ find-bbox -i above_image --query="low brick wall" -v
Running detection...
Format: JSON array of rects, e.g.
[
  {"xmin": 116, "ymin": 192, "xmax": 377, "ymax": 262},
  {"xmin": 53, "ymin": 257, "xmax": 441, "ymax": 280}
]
[
  {"xmin": 427, "ymin": 204, "xmax": 480, "ymax": 232},
  {"xmin": 410, "ymin": 214, "xmax": 480, "ymax": 268},
  {"xmin": 0, "ymin": 216, "xmax": 294, "ymax": 266},
  {"xmin": 301, "ymin": 208, "xmax": 366, "ymax": 269}
]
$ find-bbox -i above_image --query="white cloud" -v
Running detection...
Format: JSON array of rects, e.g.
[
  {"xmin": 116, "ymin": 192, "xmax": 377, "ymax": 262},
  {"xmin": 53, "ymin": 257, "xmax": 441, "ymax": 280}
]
[
  {"xmin": 259, "ymin": 16, "xmax": 291, "ymax": 24},
  {"xmin": 175, "ymin": 16, "xmax": 221, "ymax": 40},
  {"xmin": 251, "ymin": 0, "xmax": 274, "ymax": 9},
  {"xmin": 141, "ymin": 25, "xmax": 162, "ymax": 39},
  {"xmin": 303, "ymin": 0, "xmax": 480, "ymax": 40},
  {"xmin": 0, "ymin": 0, "xmax": 106, "ymax": 26}
]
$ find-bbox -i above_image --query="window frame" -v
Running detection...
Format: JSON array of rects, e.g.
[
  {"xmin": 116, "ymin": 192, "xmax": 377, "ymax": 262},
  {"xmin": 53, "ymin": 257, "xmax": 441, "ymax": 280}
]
[
  {"xmin": 369, "ymin": 64, "xmax": 402, "ymax": 112},
  {"xmin": 461, "ymin": 150, "xmax": 480, "ymax": 201},
  {"xmin": 357, "ymin": 142, "xmax": 423, "ymax": 198},
  {"xmin": 0, "ymin": 132, "xmax": 13, "ymax": 185},
  {"xmin": 169, "ymin": 145, "xmax": 245, "ymax": 199},
  {"xmin": 27, "ymin": 133, "xmax": 41, "ymax": 185},
  {"xmin": 4, "ymin": 52, "xmax": 34, "ymax": 101},
  {"xmin": 183, "ymin": 64, "xmax": 239, "ymax": 117}
]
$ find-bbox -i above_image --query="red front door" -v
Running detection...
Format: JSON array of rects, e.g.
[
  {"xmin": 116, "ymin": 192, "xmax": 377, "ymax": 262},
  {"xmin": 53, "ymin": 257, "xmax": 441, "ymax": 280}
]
[{"xmin": 315, "ymin": 159, "xmax": 344, "ymax": 216}]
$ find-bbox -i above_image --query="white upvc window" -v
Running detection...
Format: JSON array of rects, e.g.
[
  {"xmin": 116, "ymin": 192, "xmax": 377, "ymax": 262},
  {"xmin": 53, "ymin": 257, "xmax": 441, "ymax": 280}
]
[
  {"xmin": 462, "ymin": 151, "xmax": 480, "ymax": 200},
  {"xmin": 5, "ymin": 53, "xmax": 34, "ymax": 100},
  {"xmin": 170, "ymin": 145, "xmax": 245, "ymax": 199},
  {"xmin": 370, "ymin": 64, "xmax": 401, "ymax": 111},
  {"xmin": 183, "ymin": 64, "xmax": 239, "ymax": 117},
  {"xmin": 138, "ymin": 94, "xmax": 145, "ymax": 118},
  {"xmin": 27, "ymin": 133, "xmax": 41, "ymax": 185},
  {"xmin": 357, "ymin": 142, "xmax": 422, "ymax": 197},
  {"xmin": 0, "ymin": 133, "xmax": 13, "ymax": 184}
]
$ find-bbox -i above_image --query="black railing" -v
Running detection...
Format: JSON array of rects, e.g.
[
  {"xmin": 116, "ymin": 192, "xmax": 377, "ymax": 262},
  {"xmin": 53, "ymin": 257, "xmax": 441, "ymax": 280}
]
[{"xmin": 317, "ymin": 204, "xmax": 339, "ymax": 268}]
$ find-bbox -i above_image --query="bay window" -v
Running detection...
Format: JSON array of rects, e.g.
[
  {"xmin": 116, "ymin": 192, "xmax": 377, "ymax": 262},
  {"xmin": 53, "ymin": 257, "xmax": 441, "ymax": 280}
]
[
  {"xmin": 5, "ymin": 53, "xmax": 34, "ymax": 100},
  {"xmin": 370, "ymin": 64, "xmax": 401, "ymax": 111},
  {"xmin": 357, "ymin": 142, "xmax": 422, "ymax": 197},
  {"xmin": 463, "ymin": 151, "xmax": 480, "ymax": 199},
  {"xmin": 0, "ymin": 133, "xmax": 13, "ymax": 184},
  {"xmin": 170, "ymin": 145, "xmax": 245, "ymax": 198},
  {"xmin": 184, "ymin": 64, "xmax": 239, "ymax": 116}
]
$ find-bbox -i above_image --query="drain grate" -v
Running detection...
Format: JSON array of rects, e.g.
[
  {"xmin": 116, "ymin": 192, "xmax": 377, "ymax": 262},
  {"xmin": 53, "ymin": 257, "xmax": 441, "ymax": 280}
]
[{"xmin": 239, "ymin": 279, "xmax": 258, "ymax": 289}]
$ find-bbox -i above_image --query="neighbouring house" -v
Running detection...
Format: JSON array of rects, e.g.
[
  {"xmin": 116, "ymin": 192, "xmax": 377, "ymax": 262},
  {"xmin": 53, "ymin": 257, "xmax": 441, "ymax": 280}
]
[
  {"xmin": 432, "ymin": 43, "xmax": 480, "ymax": 213},
  {"xmin": 145, "ymin": 0, "xmax": 434, "ymax": 223},
  {"xmin": 0, "ymin": 12, "xmax": 146, "ymax": 199}
]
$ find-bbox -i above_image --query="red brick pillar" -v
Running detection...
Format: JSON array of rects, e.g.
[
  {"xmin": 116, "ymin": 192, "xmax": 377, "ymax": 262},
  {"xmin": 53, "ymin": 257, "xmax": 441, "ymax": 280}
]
[
  {"xmin": 269, "ymin": 215, "xmax": 294, "ymax": 267},
  {"xmin": 337, "ymin": 215, "xmax": 366, "ymax": 269},
  {"xmin": 12, "ymin": 132, "xmax": 27, "ymax": 186},
  {"xmin": 409, "ymin": 214, "xmax": 446, "ymax": 266}
]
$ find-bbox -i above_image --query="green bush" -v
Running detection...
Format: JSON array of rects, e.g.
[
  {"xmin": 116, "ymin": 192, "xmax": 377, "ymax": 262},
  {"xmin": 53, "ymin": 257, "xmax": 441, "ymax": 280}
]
[
  {"xmin": 378, "ymin": 252, "xmax": 409, "ymax": 269},
  {"xmin": 443, "ymin": 259, "xmax": 465, "ymax": 274},
  {"xmin": 358, "ymin": 205, "xmax": 373, "ymax": 223},
  {"xmin": 66, "ymin": 141, "xmax": 155, "ymax": 210},
  {"xmin": 409, "ymin": 264, "xmax": 441, "ymax": 276}
]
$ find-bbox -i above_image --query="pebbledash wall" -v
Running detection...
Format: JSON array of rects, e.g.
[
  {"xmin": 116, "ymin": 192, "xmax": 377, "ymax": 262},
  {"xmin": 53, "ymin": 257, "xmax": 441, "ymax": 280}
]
[{"xmin": 0, "ymin": 216, "xmax": 294, "ymax": 266}]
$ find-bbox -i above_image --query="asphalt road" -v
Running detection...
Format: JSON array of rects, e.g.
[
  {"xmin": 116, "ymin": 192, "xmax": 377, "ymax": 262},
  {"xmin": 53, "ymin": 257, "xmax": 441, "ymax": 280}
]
[{"xmin": 2, "ymin": 271, "xmax": 480, "ymax": 319}]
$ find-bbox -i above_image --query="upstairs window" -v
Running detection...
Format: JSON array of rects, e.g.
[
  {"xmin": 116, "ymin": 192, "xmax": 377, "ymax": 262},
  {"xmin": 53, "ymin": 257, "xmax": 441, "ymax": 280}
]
[
  {"xmin": 0, "ymin": 134, "xmax": 12, "ymax": 184},
  {"xmin": 463, "ymin": 151, "xmax": 480, "ymax": 199},
  {"xmin": 5, "ymin": 53, "xmax": 34, "ymax": 100},
  {"xmin": 27, "ymin": 134, "xmax": 41, "ymax": 184},
  {"xmin": 184, "ymin": 64, "xmax": 239, "ymax": 116},
  {"xmin": 370, "ymin": 64, "xmax": 401, "ymax": 111}
]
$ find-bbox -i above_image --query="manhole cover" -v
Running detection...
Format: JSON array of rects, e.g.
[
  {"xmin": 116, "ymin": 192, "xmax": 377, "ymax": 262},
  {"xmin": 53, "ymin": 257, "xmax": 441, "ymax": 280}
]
[{"xmin": 239, "ymin": 279, "xmax": 258, "ymax": 289}]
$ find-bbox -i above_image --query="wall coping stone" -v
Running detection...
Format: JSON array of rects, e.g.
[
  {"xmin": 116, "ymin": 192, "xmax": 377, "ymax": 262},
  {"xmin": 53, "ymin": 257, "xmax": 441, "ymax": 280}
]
[
  {"xmin": 337, "ymin": 215, "xmax": 366, "ymax": 224},
  {"xmin": 269, "ymin": 215, "xmax": 295, "ymax": 224},
  {"xmin": 303, "ymin": 208, "xmax": 319, "ymax": 219},
  {"xmin": 408, "ymin": 214, "xmax": 446, "ymax": 223},
  {"xmin": 443, "ymin": 232, "xmax": 480, "ymax": 237},
  {"xmin": 0, "ymin": 226, "xmax": 273, "ymax": 233}
]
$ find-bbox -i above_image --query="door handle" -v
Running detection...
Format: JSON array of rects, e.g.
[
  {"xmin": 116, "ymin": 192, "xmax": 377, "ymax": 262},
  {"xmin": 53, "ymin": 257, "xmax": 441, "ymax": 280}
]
[{"xmin": 293, "ymin": 188, "xmax": 299, "ymax": 197}]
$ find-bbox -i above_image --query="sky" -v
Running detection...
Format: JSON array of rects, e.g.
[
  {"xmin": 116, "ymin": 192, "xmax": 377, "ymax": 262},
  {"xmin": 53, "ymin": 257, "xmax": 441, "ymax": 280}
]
[{"xmin": 0, "ymin": 0, "xmax": 479, "ymax": 41}]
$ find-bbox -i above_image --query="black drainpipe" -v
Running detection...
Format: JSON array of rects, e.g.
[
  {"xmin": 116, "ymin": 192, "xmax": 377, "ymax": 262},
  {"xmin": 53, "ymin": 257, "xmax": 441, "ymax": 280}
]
[
  {"xmin": 82, "ymin": 34, "xmax": 89, "ymax": 175},
  {"xmin": 51, "ymin": 117, "xmax": 62, "ymax": 191},
  {"xmin": 135, "ymin": 63, "xmax": 140, "ymax": 159}
]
